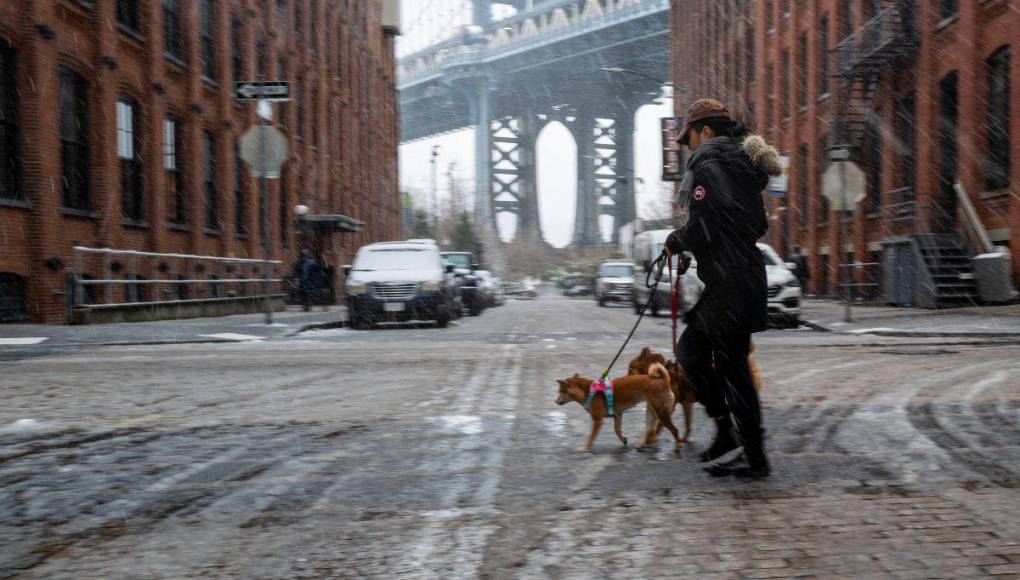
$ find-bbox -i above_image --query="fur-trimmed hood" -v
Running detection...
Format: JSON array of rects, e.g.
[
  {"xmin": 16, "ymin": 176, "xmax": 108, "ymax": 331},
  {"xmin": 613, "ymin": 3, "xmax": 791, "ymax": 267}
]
[{"xmin": 740, "ymin": 134, "xmax": 783, "ymax": 177}]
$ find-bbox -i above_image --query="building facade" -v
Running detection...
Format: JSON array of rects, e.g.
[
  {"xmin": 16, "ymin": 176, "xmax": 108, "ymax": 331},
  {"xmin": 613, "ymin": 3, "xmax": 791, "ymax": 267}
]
[
  {"xmin": 672, "ymin": 0, "xmax": 1019, "ymax": 296},
  {"xmin": 0, "ymin": 0, "xmax": 400, "ymax": 323}
]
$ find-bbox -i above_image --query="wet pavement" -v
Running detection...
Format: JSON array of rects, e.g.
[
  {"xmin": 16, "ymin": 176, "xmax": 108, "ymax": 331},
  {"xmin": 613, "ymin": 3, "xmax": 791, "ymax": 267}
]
[{"xmin": 2, "ymin": 295, "xmax": 1019, "ymax": 578}]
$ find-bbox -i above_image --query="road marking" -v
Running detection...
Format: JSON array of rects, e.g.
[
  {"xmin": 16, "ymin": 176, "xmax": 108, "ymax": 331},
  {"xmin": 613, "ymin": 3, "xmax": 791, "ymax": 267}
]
[
  {"xmin": 0, "ymin": 337, "xmax": 49, "ymax": 346},
  {"xmin": 199, "ymin": 333, "xmax": 264, "ymax": 341}
]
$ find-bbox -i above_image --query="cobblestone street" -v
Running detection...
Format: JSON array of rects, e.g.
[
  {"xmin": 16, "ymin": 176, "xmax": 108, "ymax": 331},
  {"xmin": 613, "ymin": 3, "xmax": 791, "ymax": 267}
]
[{"xmin": 2, "ymin": 295, "xmax": 1019, "ymax": 578}]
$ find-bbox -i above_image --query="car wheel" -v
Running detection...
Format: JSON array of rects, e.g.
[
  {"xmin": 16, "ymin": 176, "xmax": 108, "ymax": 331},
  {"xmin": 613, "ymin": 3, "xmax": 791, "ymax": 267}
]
[
  {"xmin": 598, "ymin": 294, "xmax": 607, "ymax": 307},
  {"xmin": 436, "ymin": 307, "xmax": 451, "ymax": 328},
  {"xmin": 468, "ymin": 298, "xmax": 482, "ymax": 316},
  {"xmin": 349, "ymin": 312, "xmax": 370, "ymax": 330}
]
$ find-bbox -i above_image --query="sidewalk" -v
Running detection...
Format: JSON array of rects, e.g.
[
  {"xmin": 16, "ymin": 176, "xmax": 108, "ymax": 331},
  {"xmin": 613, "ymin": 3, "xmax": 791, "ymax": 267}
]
[
  {"xmin": 0, "ymin": 306, "xmax": 348, "ymax": 348},
  {"xmin": 801, "ymin": 298, "xmax": 1020, "ymax": 337}
]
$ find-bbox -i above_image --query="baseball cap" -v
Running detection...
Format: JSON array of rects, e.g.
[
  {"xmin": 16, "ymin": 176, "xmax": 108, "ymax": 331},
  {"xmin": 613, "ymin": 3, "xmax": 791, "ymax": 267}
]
[{"xmin": 677, "ymin": 98, "xmax": 731, "ymax": 146}]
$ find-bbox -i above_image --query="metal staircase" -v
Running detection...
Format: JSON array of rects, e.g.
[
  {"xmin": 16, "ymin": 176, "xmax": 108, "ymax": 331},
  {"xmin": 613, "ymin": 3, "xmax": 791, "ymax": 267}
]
[{"xmin": 915, "ymin": 234, "xmax": 979, "ymax": 304}]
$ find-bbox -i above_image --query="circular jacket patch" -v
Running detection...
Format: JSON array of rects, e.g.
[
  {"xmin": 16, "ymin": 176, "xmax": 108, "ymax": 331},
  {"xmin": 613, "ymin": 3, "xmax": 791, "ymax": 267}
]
[{"xmin": 692, "ymin": 185, "xmax": 707, "ymax": 201}]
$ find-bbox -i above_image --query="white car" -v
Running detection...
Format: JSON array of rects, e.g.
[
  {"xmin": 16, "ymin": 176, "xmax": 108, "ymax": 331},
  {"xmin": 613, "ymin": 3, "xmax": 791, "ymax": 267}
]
[
  {"xmin": 474, "ymin": 270, "xmax": 505, "ymax": 306},
  {"xmin": 679, "ymin": 243, "xmax": 802, "ymax": 326},
  {"xmin": 594, "ymin": 261, "xmax": 635, "ymax": 307}
]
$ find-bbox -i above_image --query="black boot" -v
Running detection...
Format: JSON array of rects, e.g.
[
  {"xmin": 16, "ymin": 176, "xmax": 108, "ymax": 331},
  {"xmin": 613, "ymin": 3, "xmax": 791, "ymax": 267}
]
[
  {"xmin": 699, "ymin": 415, "xmax": 741, "ymax": 463},
  {"xmin": 705, "ymin": 444, "xmax": 770, "ymax": 478}
]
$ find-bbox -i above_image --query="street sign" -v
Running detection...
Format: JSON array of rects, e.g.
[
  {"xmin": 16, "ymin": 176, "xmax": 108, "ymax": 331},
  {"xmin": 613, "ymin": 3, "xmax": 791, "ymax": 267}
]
[
  {"xmin": 767, "ymin": 155, "xmax": 790, "ymax": 197},
  {"xmin": 822, "ymin": 161, "xmax": 866, "ymax": 211},
  {"xmin": 239, "ymin": 125, "xmax": 288, "ymax": 178},
  {"xmin": 234, "ymin": 81, "xmax": 290, "ymax": 101}
]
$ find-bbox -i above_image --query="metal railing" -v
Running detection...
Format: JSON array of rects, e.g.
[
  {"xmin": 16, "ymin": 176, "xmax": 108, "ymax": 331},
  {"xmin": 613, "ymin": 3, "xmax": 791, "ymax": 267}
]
[
  {"xmin": 70, "ymin": 246, "xmax": 283, "ymax": 313},
  {"xmin": 834, "ymin": 3, "xmax": 916, "ymax": 77}
]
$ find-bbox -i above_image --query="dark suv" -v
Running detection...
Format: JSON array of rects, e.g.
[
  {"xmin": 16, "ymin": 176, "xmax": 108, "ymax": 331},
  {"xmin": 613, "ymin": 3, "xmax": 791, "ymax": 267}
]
[{"xmin": 441, "ymin": 252, "xmax": 485, "ymax": 316}]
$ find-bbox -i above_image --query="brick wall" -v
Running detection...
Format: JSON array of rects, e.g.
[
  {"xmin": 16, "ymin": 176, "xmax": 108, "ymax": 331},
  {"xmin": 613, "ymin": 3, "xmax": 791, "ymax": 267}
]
[
  {"xmin": 672, "ymin": 0, "xmax": 1019, "ymax": 295},
  {"xmin": 0, "ymin": 0, "xmax": 400, "ymax": 323}
]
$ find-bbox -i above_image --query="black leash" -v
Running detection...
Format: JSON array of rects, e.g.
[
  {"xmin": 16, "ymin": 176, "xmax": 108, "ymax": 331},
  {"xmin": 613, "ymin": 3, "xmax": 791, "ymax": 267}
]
[{"xmin": 598, "ymin": 251, "xmax": 671, "ymax": 381}]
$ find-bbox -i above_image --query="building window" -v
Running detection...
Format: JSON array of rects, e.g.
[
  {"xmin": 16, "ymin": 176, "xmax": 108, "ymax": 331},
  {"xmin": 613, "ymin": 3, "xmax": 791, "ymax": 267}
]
[
  {"xmin": 118, "ymin": 98, "xmax": 143, "ymax": 220},
  {"xmin": 838, "ymin": 0, "xmax": 852, "ymax": 39},
  {"xmin": 296, "ymin": 79, "xmax": 303, "ymax": 141},
  {"xmin": 200, "ymin": 0, "xmax": 217, "ymax": 79},
  {"xmin": 279, "ymin": 171, "xmax": 289, "ymax": 247},
  {"xmin": 165, "ymin": 117, "xmax": 185, "ymax": 224},
  {"xmin": 797, "ymin": 32, "xmax": 807, "ymax": 108},
  {"xmin": 818, "ymin": 15, "xmax": 830, "ymax": 96},
  {"xmin": 235, "ymin": 142, "xmax": 247, "ymax": 234},
  {"xmin": 312, "ymin": 88, "xmax": 319, "ymax": 148},
  {"xmin": 164, "ymin": 0, "xmax": 183, "ymax": 61},
  {"xmin": 117, "ymin": 0, "xmax": 141, "ymax": 33},
  {"xmin": 986, "ymin": 46, "xmax": 1010, "ymax": 191},
  {"xmin": 781, "ymin": 49, "xmax": 790, "ymax": 119},
  {"xmin": 896, "ymin": 93, "xmax": 916, "ymax": 191},
  {"xmin": 797, "ymin": 145, "xmax": 808, "ymax": 227},
  {"xmin": 817, "ymin": 132, "xmax": 830, "ymax": 223},
  {"xmin": 231, "ymin": 17, "xmax": 243, "ymax": 82},
  {"xmin": 862, "ymin": 112, "xmax": 882, "ymax": 213},
  {"xmin": 940, "ymin": 0, "xmax": 957, "ymax": 20},
  {"xmin": 256, "ymin": 40, "xmax": 267, "ymax": 78},
  {"xmin": 765, "ymin": 0, "xmax": 774, "ymax": 31},
  {"xmin": 276, "ymin": 0, "xmax": 288, "ymax": 42},
  {"xmin": 295, "ymin": 0, "xmax": 303, "ymax": 46},
  {"xmin": 203, "ymin": 131, "xmax": 218, "ymax": 230},
  {"xmin": 938, "ymin": 71, "xmax": 959, "ymax": 232},
  {"xmin": 765, "ymin": 64, "xmax": 774, "ymax": 128},
  {"xmin": 310, "ymin": 0, "xmax": 318, "ymax": 55},
  {"xmin": 0, "ymin": 43, "xmax": 19, "ymax": 201},
  {"xmin": 59, "ymin": 66, "xmax": 90, "ymax": 211},
  {"xmin": 745, "ymin": 21, "xmax": 755, "ymax": 84}
]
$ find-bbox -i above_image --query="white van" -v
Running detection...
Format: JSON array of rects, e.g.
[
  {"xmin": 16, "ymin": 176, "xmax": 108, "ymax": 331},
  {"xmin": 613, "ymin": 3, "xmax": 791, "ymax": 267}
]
[
  {"xmin": 630, "ymin": 229, "xmax": 680, "ymax": 316},
  {"xmin": 344, "ymin": 242, "xmax": 459, "ymax": 328}
]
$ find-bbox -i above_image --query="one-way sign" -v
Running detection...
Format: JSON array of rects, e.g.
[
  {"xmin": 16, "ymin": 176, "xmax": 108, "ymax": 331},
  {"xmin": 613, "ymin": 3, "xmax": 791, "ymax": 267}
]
[{"xmin": 234, "ymin": 81, "xmax": 290, "ymax": 101}]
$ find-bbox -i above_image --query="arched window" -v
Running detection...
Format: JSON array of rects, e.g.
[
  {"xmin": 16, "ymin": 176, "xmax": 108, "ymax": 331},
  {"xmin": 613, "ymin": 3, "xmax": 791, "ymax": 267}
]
[
  {"xmin": 986, "ymin": 46, "xmax": 1010, "ymax": 191},
  {"xmin": 117, "ymin": 0, "xmax": 140, "ymax": 33},
  {"xmin": 59, "ymin": 66, "xmax": 90, "ymax": 211}
]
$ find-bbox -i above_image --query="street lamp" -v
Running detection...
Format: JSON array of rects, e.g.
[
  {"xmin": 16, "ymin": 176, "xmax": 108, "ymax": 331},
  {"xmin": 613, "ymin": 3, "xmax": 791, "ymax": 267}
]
[{"xmin": 294, "ymin": 204, "xmax": 309, "ymax": 251}]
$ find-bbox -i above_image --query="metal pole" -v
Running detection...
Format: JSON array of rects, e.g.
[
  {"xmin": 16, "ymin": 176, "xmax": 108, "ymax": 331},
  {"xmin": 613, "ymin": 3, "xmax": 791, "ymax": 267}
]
[
  {"xmin": 840, "ymin": 160, "xmax": 852, "ymax": 323},
  {"xmin": 430, "ymin": 145, "xmax": 440, "ymax": 238},
  {"xmin": 259, "ymin": 100, "xmax": 273, "ymax": 324}
]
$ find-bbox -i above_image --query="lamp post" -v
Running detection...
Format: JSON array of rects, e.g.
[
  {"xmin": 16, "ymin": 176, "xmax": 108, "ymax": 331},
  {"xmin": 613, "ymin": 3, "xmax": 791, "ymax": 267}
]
[
  {"xmin": 294, "ymin": 203, "xmax": 309, "ymax": 251},
  {"xmin": 430, "ymin": 145, "xmax": 441, "ymax": 239}
]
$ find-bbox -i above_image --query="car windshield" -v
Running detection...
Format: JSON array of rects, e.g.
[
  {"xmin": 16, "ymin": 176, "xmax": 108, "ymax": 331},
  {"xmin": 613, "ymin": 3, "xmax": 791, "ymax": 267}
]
[
  {"xmin": 443, "ymin": 253, "xmax": 472, "ymax": 268},
  {"xmin": 599, "ymin": 265, "xmax": 632, "ymax": 278},
  {"xmin": 355, "ymin": 248, "xmax": 435, "ymax": 271}
]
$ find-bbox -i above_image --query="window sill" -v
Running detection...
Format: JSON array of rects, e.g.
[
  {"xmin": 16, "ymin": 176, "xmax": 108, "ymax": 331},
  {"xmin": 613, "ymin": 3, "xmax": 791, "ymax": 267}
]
[
  {"xmin": 168, "ymin": 221, "xmax": 190, "ymax": 231},
  {"xmin": 817, "ymin": 92, "xmax": 831, "ymax": 103},
  {"xmin": 0, "ymin": 197, "xmax": 31, "ymax": 210},
  {"xmin": 63, "ymin": 207, "xmax": 97, "ymax": 219},
  {"xmin": 866, "ymin": 211, "xmax": 882, "ymax": 220},
  {"xmin": 165, "ymin": 54, "xmax": 187, "ymax": 70},
  {"xmin": 781, "ymin": 117, "xmax": 791, "ymax": 125},
  {"xmin": 935, "ymin": 15, "xmax": 958, "ymax": 32},
  {"xmin": 202, "ymin": 76, "xmax": 220, "ymax": 90},
  {"xmin": 980, "ymin": 187, "xmax": 1010, "ymax": 200},
  {"xmin": 116, "ymin": 24, "xmax": 145, "ymax": 43},
  {"xmin": 122, "ymin": 218, "xmax": 150, "ymax": 229},
  {"xmin": 767, "ymin": 28, "xmax": 776, "ymax": 36},
  {"xmin": 799, "ymin": 105, "xmax": 809, "ymax": 114},
  {"xmin": 204, "ymin": 228, "xmax": 222, "ymax": 236},
  {"xmin": 236, "ymin": 232, "xmax": 250, "ymax": 239}
]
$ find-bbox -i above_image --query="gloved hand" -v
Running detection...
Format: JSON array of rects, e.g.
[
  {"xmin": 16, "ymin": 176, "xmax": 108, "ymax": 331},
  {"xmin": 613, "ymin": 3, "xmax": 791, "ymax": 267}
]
[
  {"xmin": 678, "ymin": 252, "xmax": 692, "ymax": 275},
  {"xmin": 664, "ymin": 229, "xmax": 683, "ymax": 255}
]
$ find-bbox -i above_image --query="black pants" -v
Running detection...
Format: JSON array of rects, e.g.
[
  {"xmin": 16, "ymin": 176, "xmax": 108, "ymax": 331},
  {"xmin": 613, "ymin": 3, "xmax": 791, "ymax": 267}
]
[{"xmin": 676, "ymin": 325, "xmax": 764, "ymax": 448}]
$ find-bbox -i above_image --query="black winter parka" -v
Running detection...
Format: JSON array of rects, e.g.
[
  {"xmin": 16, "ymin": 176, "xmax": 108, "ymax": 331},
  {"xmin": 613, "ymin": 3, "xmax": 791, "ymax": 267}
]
[{"xmin": 667, "ymin": 135, "xmax": 782, "ymax": 335}]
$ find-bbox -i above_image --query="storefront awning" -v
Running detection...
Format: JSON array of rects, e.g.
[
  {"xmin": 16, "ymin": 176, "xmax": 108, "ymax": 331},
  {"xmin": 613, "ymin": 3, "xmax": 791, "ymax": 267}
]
[{"xmin": 301, "ymin": 214, "xmax": 364, "ymax": 233}]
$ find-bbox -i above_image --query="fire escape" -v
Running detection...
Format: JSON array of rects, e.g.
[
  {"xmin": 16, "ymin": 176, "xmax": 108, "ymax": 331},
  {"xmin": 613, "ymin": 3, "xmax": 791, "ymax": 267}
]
[{"xmin": 833, "ymin": 1, "xmax": 979, "ymax": 307}]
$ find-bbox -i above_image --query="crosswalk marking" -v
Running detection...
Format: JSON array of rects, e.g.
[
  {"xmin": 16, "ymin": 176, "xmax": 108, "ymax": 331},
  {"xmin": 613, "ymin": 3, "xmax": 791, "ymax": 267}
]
[
  {"xmin": 0, "ymin": 337, "xmax": 49, "ymax": 346},
  {"xmin": 198, "ymin": 333, "xmax": 264, "ymax": 341}
]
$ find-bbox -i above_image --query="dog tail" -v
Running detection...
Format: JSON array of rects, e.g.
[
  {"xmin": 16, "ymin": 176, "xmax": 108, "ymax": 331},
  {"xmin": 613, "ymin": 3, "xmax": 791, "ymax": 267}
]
[{"xmin": 648, "ymin": 362, "xmax": 669, "ymax": 382}]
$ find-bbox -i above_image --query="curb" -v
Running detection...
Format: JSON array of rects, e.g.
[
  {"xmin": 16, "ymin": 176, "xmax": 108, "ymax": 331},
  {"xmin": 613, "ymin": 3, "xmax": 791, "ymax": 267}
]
[
  {"xmin": 292, "ymin": 318, "xmax": 348, "ymax": 335},
  {"xmin": 801, "ymin": 319, "xmax": 1020, "ymax": 339}
]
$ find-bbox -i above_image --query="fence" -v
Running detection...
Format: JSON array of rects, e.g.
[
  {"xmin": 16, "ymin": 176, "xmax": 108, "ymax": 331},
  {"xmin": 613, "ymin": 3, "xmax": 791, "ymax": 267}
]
[{"xmin": 69, "ymin": 246, "xmax": 283, "ymax": 320}]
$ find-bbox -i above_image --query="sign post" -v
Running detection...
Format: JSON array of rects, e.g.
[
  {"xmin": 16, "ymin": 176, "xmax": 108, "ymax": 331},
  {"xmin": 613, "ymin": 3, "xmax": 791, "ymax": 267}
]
[
  {"xmin": 823, "ymin": 149, "xmax": 865, "ymax": 323},
  {"xmin": 237, "ymin": 81, "xmax": 290, "ymax": 324}
]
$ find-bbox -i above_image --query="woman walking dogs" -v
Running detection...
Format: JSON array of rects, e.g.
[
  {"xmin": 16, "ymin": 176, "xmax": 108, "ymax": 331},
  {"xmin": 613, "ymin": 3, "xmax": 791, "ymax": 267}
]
[{"xmin": 664, "ymin": 99, "xmax": 782, "ymax": 478}]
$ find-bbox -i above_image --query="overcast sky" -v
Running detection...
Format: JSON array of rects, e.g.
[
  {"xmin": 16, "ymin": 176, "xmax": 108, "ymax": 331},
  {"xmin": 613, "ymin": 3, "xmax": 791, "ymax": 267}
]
[{"xmin": 397, "ymin": 0, "xmax": 674, "ymax": 248}]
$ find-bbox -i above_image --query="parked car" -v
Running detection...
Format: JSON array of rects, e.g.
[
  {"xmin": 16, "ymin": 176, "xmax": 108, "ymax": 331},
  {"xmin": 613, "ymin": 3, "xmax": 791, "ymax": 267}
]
[
  {"xmin": 594, "ymin": 260, "xmax": 635, "ymax": 307},
  {"xmin": 474, "ymin": 270, "xmax": 505, "ymax": 306},
  {"xmin": 678, "ymin": 242, "xmax": 802, "ymax": 326},
  {"xmin": 560, "ymin": 273, "xmax": 593, "ymax": 296},
  {"xmin": 441, "ymin": 251, "xmax": 486, "ymax": 316},
  {"xmin": 344, "ymin": 241, "xmax": 459, "ymax": 329},
  {"xmin": 630, "ymin": 229, "xmax": 677, "ymax": 316}
]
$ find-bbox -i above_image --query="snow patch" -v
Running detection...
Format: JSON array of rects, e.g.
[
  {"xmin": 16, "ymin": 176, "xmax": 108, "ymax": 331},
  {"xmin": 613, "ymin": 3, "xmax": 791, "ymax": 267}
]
[
  {"xmin": 199, "ymin": 333, "xmax": 265, "ymax": 341},
  {"xmin": 0, "ymin": 337, "xmax": 49, "ymax": 346},
  {"xmin": 432, "ymin": 415, "xmax": 483, "ymax": 435},
  {"xmin": 0, "ymin": 418, "xmax": 56, "ymax": 434},
  {"xmin": 848, "ymin": 327, "xmax": 899, "ymax": 335}
]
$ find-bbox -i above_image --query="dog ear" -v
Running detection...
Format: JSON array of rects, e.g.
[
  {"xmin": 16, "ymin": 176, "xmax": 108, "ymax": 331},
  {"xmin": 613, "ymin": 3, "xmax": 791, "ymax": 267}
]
[
  {"xmin": 572, "ymin": 372, "xmax": 580, "ymax": 378},
  {"xmin": 556, "ymin": 379, "xmax": 565, "ymax": 387},
  {"xmin": 641, "ymin": 346, "xmax": 651, "ymax": 356}
]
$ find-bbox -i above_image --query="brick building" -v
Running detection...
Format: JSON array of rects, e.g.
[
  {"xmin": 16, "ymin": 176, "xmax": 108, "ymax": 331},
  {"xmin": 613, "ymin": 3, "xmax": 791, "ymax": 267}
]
[
  {"xmin": 672, "ymin": 0, "xmax": 1019, "ymax": 298},
  {"xmin": 0, "ymin": 0, "xmax": 401, "ymax": 323}
]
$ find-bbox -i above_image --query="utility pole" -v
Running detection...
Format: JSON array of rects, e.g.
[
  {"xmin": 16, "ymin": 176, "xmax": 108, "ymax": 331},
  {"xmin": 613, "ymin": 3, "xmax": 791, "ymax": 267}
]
[{"xmin": 448, "ymin": 161, "xmax": 458, "ymax": 216}]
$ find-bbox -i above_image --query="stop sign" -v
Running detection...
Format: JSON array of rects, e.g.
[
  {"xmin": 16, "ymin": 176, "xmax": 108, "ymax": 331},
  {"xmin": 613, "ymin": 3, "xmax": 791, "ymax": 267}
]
[
  {"xmin": 822, "ymin": 161, "xmax": 867, "ymax": 211},
  {"xmin": 239, "ymin": 125, "xmax": 288, "ymax": 178}
]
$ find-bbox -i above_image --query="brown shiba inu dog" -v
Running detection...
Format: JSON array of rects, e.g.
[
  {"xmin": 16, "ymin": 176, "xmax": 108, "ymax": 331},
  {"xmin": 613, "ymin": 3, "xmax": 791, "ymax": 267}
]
[
  {"xmin": 555, "ymin": 363, "xmax": 683, "ymax": 453},
  {"xmin": 626, "ymin": 345, "xmax": 763, "ymax": 445}
]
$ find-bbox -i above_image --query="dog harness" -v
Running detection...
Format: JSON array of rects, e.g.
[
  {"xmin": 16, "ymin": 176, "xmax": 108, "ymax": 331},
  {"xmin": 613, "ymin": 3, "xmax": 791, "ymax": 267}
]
[{"xmin": 584, "ymin": 377, "xmax": 615, "ymax": 416}]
